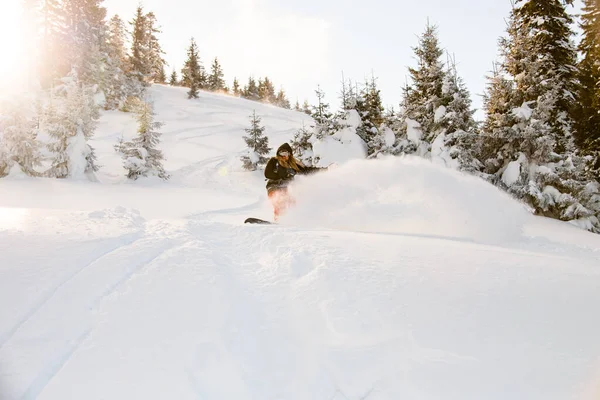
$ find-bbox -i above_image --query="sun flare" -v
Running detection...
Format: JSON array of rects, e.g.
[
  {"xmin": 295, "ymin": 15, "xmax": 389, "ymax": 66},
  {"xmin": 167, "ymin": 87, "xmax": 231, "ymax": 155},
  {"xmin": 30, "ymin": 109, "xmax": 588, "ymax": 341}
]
[{"xmin": 0, "ymin": 2, "xmax": 28, "ymax": 91}]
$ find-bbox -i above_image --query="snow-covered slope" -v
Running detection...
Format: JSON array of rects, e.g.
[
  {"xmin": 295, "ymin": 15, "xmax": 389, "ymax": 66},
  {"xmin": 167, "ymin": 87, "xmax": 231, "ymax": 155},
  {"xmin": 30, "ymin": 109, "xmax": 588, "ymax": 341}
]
[{"xmin": 1, "ymin": 85, "xmax": 600, "ymax": 400}]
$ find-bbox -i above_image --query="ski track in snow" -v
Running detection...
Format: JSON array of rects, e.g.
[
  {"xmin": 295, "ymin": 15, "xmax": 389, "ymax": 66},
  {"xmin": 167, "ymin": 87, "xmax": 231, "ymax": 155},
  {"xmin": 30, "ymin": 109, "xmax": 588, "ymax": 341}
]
[
  {"xmin": 0, "ymin": 233, "xmax": 141, "ymax": 350},
  {"xmin": 2, "ymin": 85, "xmax": 600, "ymax": 400}
]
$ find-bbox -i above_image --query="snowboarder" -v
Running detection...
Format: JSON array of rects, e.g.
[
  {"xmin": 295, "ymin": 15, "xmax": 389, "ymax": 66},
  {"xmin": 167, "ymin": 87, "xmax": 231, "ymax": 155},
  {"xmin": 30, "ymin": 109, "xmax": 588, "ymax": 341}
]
[{"xmin": 264, "ymin": 143, "xmax": 323, "ymax": 221}]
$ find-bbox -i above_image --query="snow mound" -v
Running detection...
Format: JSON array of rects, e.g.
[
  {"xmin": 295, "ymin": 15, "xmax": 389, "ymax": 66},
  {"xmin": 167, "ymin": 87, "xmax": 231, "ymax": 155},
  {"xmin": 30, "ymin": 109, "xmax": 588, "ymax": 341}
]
[{"xmin": 282, "ymin": 155, "xmax": 530, "ymax": 244}]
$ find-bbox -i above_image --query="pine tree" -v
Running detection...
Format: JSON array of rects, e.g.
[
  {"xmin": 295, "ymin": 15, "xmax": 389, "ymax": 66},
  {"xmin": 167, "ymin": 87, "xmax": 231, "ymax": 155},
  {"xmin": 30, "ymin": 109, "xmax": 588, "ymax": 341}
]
[
  {"xmin": 145, "ymin": 11, "xmax": 167, "ymax": 83},
  {"xmin": 505, "ymin": 0, "xmax": 578, "ymax": 152},
  {"xmin": 104, "ymin": 14, "xmax": 130, "ymax": 109},
  {"xmin": 357, "ymin": 75, "xmax": 385, "ymax": 154},
  {"xmin": 311, "ymin": 86, "xmax": 334, "ymax": 140},
  {"xmin": 302, "ymin": 100, "xmax": 312, "ymax": 115},
  {"xmin": 232, "ymin": 78, "xmax": 241, "ymax": 96},
  {"xmin": 574, "ymin": 0, "xmax": 600, "ymax": 152},
  {"xmin": 294, "ymin": 99, "xmax": 301, "ymax": 111},
  {"xmin": 208, "ymin": 58, "xmax": 226, "ymax": 92},
  {"xmin": 33, "ymin": 0, "xmax": 68, "ymax": 87},
  {"xmin": 481, "ymin": 0, "xmax": 600, "ymax": 232},
  {"xmin": 241, "ymin": 111, "xmax": 271, "ymax": 170},
  {"xmin": 62, "ymin": 0, "xmax": 109, "ymax": 87},
  {"xmin": 182, "ymin": 38, "xmax": 202, "ymax": 99},
  {"xmin": 129, "ymin": 5, "xmax": 149, "ymax": 83},
  {"xmin": 275, "ymin": 88, "xmax": 291, "ymax": 109},
  {"xmin": 402, "ymin": 21, "xmax": 446, "ymax": 144},
  {"xmin": 431, "ymin": 57, "xmax": 481, "ymax": 171},
  {"xmin": 290, "ymin": 121, "xmax": 314, "ymax": 164},
  {"xmin": 44, "ymin": 72, "xmax": 100, "ymax": 179},
  {"xmin": 169, "ymin": 70, "xmax": 178, "ymax": 86},
  {"xmin": 0, "ymin": 101, "xmax": 43, "ymax": 177},
  {"xmin": 243, "ymin": 77, "xmax": 260, "ymax": 100},
  {"xmin": 121, "ymin": 99, "xmax": 169, "ymax": 180}
]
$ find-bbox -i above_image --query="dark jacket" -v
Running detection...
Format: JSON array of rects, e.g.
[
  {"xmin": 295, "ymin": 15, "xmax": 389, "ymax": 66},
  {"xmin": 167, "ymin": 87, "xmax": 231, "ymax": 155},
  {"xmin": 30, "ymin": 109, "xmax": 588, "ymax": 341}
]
[{"xmin": 264, "ymin": 143, "xmax": 322, "ymax": 193}]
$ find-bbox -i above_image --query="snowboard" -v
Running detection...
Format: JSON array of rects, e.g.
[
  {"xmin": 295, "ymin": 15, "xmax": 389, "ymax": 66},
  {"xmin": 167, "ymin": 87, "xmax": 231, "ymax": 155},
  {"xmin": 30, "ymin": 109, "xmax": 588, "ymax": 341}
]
[{"xmin": 244, "ymin": 217, "xmax": 273, "ymax": 225}]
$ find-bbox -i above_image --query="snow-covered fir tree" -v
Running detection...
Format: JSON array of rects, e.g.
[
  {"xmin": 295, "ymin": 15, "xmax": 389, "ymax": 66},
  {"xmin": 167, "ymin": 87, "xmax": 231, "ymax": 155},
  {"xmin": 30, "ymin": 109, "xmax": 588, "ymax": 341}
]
[
  {"xmin": 243, "ymin": 77, "xmax": 260, "ymax": 101},
  {"xmin": 169, "ymin": 70, "xmax": 178, "ymax": 86},
  {"xmin": 61, "ymin": 0, "xmax": 109, "ymax": 89},
  {"xmin": 232, "ymin": 78, "xmax": 241, "ymax": 96},
  {"xmin": 0, "ymin": 100, "xmax": 43, "ymax": 177},
  {"xmin": 181, "ymin": 38, "xmax": 202, "ymax": 99},
  {"xmin": 208, "ymin": 58, "xmax": 226, "ymax": 92},
  {"xmin": 103, "ymin": 14, "xmax": 130, "ymax": 109},
  {"xmin": 302, "ymin": 100, "xmax": 312, "ymax": 116},
  {"xmin": 44, "ymin": 72, "xmax": 100, "ymax": 179},
  {"xmin": 575, "ymin": 0, "xmax": 600, "ymax": 155},
  {"xmin": 430, "ymin": 57, "xmax": 481, "ymax": 172},
  {"xmin": 481, "ymin": 0, "xmax": 600, "ymax": 232},
  {"xmin": 145, "ymin": 11, "xmax": 167, "ymax": 83},
  {"xmin": 156, "ymin": 66, "xmax": 167, "ymax": 83},
  {"xmin": 121, "ymin": 98, "xmax": 169, "ymax": 180},
  {"xmin": 33, "ymin": 0, "xmax": 68, "ymax": 87},
  {"xmin": 258, "ymin": 78, "xmax": 276, "ymax": 103},
  {"xmin": 311, "ymin": 86, "xmax": 335, "ymax": 140},
  {"xmin": 355, "ymin": 75, "xmax": 385, "ymax": 155},
  {"xmin": 401, "ymin": 21, "xmax": 446, "ymax": 144},
  {"xmin": 275, "ymin": 89, "xmax": 291, "ymax": 109},
  {"xmin": 290, "ymin": 121, "xmax": 313, "ymax": 164},
  {"xmin": 241, "ymin": 111, "xmax": 271, "ymax": 170}
]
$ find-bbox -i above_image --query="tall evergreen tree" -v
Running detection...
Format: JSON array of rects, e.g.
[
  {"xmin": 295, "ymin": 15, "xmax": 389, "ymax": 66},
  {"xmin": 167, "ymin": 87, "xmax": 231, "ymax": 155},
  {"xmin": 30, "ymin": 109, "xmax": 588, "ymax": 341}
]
[
  {"xmin": 104, "ymin": 14, "xmax": 130, "ymax": 109},
  {"xmin": 169, "ymin": 70, "xmax": 178, "ymax": 86},
  {"xmin": 311, "ymin": 85, "xmax": 334, "ymax": 140},
  {"xmin": 232, "ymin": 78, "xmax": 241, "ymax": 96},
  {"xmin": 181, "ymin": 38, "xmax": 202, "ymax": 99},
  {"xmin": 44, "ymin": 72, "xmax": 100, "ymax": 179},
  {"xmin": 208, "ymin": 58, "xmax": 226, "ymax": 92},
  {"xmin": 275, "ymin": 88, "xmax": 291, "ymax": 109},
  {"xmin": 0, "ymin": 101, "xmax": 43, "ymax": 177},
  {"xmin": 575, "ymin": 0, "xmax": 600, "ymax": 153},
  {"xmin": 145, "ymin": 11, "xmax": 167, "ymax": 82},
  {"xmin": 504, "ymin": 0, "xmax": 578, "ymax": 152},
  {"xmin": 121, "ymin": 99, "xmax": 169, "ymax": 180},
  {"xmin": 290, "ymin": 121, "xmax": 314, "ymax": 164},
  {"xmin": 241, "ymin": 111, "xmax": 271, "ymax": 170},
  {"xmin": 62, "ymin": 0, "xmax": 108, "ymax": 86},
  {"xmin": 243, "ymin": 77, "xmax": 260, "ymax": 100},
  {"xmin": 402, "ymin": 21, "xmax": 446, "ymax": 144},
  {"xmin": 481, "ymin": 0, "xmax": 600, "ymax": 232},
  {"xmin": 25, "ymin": 0, "xmax": 67, "ymax": 87},
  {"xmin": 129, "ymin": 5, "xmax": 149, "ymax": 83}
]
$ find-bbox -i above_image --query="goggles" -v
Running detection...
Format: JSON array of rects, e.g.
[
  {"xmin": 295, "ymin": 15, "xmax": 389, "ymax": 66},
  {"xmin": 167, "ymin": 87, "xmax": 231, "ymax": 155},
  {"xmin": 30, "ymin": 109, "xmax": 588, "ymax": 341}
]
[{"xmin": 278, "ymin": 151, "xmax": 290, "ymax": 156}]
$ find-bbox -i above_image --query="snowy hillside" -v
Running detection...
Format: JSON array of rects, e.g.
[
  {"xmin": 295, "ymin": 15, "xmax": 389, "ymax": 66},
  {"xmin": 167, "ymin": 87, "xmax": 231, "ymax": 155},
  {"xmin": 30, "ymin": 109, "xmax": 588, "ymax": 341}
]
[{"xmin": 1, "ymin": 85, "xmax": 600, "ymax": 400}]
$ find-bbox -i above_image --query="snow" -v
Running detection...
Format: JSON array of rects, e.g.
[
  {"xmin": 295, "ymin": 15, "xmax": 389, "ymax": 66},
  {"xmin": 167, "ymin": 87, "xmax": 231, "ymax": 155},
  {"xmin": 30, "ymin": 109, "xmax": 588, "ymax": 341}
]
[
  {"xmin": 434, "ymin": 105, "xmax": 446, "ymax": 123},
  {"xmin": 383, "ymin": 126, "xmax": 395, "ymax": 147},
  {"xmin": 502, "ymin": 156, "xmax": 523, "ymax": 186},
  {"xmin": 512, "ymin": 102, "xmax": 533, "ymax": 120},
  {"xmin": 430, "ymin": 132, "xmax": 459, "ymax": 170},
  {"xmin": 66, "ymin": 129, "xmax": 90, "ymax": 179},
  {"xmin": 311, "ymin": 110, "xmax": 368, "ymax": 166},
  {"xmin": 405, "ymin": 117, "xmax": 422, "ymax": 143},
  {"xmin": 1, "ymin": 85, "xmax": 600, "ymax": 400}
]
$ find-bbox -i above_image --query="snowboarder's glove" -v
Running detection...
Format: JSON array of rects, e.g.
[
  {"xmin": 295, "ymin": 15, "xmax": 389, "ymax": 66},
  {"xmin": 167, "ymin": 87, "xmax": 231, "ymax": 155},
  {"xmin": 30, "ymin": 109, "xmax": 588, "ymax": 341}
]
[{"xmin": 286, "ymin": 168, "xmax": 296, "ymax": 178}]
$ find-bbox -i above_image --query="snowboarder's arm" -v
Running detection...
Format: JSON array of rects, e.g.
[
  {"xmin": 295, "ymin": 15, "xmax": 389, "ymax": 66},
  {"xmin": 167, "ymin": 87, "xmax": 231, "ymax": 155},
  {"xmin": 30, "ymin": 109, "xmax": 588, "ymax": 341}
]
[{"xmin": 264, "ymin": 158, "xmax": 290, "ymax": 180}]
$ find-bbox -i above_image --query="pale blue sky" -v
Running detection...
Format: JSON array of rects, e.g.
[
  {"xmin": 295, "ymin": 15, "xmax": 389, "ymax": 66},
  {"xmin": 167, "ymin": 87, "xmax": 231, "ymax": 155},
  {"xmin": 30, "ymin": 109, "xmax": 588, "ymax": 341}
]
[{"xmin": 103, "ymin": 0, "xmax": 583, "ymax": 120}]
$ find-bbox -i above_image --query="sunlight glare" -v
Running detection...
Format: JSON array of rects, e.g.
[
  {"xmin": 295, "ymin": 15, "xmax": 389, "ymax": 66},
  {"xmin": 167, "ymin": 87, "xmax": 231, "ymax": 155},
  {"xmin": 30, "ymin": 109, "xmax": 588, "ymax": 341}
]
[
  {"xmin": 0, "ymin": 207, "xmax": 29, "ymax": 231},
  {"xmin": 0, "ymin": 2, "xmax": 28, "ymax": 92}
]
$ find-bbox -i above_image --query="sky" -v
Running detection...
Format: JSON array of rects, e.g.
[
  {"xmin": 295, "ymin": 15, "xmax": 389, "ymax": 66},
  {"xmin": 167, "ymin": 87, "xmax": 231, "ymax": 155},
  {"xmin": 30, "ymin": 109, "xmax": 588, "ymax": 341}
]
[{"xmin": 0, "ymin": 0, "xmax": 584, "ymax": 119}]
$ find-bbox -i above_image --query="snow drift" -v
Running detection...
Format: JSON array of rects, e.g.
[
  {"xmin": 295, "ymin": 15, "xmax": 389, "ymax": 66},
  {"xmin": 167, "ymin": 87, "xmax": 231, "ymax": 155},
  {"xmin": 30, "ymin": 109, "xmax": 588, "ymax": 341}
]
[{"xmin": 281, "ymin": 155, "xmax": 530, "ymax": 244}]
